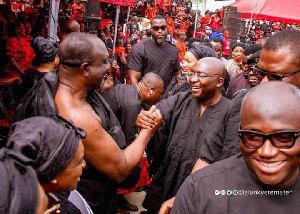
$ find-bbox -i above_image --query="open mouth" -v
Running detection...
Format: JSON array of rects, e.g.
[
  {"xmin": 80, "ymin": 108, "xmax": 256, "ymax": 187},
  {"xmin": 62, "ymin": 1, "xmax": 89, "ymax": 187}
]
[{"xmin": 255, "ymin": 159, "xmax": 286, "ymax": 174}]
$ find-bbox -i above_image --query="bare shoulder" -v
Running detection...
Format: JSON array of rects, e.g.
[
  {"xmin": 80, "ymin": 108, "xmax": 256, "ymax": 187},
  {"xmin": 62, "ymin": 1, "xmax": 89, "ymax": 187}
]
[{"xmin": 60, "ymin": 105, "xmax": 102, "ymax": 131}]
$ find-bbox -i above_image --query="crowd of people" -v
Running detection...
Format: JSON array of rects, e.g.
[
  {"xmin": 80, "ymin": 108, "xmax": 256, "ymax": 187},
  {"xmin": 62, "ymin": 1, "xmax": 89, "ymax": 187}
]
[{"xmin": 0, "ymin": 0, "xmax": 300, "ymax": 214}]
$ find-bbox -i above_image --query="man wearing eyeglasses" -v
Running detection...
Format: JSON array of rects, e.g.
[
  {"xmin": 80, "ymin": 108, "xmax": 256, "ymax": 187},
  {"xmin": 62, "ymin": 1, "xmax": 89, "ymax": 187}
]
[
  {"xmin": 171, "ymin": 81, "xmax": 300, "ymax": 214},
  {"xmin": 127, "ymin": 15, "xmax": 181, "ymax": 91},
  {"xmin": 221, "ymin": 29, "xmax": 300, "ymax": 161},
  {"xmin": 137, "ymin": 57, "xmax": 230, "ymax": 213}
]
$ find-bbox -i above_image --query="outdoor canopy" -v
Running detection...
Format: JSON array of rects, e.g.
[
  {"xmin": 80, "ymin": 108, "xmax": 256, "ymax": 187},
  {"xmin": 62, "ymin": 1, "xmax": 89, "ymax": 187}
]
[
  {"xmin": 228, "ymin": 0, "xmax": 300, "ymax": 24},
  {"xmin": 90, "ymin": 0, "xmax": 134, "ymax": 7}
]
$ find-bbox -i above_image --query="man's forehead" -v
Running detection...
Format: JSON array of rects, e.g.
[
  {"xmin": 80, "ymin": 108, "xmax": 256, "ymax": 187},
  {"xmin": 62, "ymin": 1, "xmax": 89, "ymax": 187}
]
[
  {"xmin": 211, "ymin": 41, "xmax": 222, "ymax": 49},
  {"xmin": 152, "ymin": 19, "xmax": 166, "ymax": 26},
  {"xmin": 258, "ymin": 47, "xmax": 298, "ymax": 74}
]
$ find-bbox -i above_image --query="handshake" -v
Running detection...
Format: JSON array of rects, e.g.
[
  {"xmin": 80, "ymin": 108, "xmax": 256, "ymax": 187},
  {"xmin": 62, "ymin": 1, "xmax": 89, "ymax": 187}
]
[{"xmin": 136, "ymin": 105, "xmax": 163, "ymax": 132}]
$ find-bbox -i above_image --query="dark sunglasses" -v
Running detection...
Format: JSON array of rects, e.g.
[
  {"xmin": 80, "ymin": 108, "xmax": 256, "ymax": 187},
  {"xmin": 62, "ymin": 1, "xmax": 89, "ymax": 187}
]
[
  {"xmin": 252, "ymin": 64, "xmax": 300, "ymax": 81},
  {"xmin": 152, "ymin": 25, "xmax": 167, "ymax": 31},
  {"xmin": 238, "ymin": 129, "xmax": 300, "ymax": 149}
]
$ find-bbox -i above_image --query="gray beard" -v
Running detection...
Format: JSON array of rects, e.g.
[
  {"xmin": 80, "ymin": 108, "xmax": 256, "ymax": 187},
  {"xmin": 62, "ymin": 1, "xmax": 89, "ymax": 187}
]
[{"xmin": 152, "ymin": 36, "xmax": 166, "ymax": 45}]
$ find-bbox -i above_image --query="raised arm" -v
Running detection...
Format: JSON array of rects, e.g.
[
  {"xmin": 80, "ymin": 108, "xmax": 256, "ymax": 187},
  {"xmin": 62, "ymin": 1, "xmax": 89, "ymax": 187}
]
[
  {"xmin": 62, "ymin": 105, "xmax": 162, "ymax": 183},
  {"xmin": 127, "ymin": 69, "xmax": 141, "ymax": 85}
]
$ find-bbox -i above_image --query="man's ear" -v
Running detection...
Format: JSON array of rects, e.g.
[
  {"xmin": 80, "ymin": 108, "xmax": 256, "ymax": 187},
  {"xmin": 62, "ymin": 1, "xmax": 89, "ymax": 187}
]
[
  {"xmin": 217, "ymin": 77, "xmax": 224, "ymax": 88},
  {"xmin": 80, "ymin": 62, "xmax": 89, "ymax": 77}
]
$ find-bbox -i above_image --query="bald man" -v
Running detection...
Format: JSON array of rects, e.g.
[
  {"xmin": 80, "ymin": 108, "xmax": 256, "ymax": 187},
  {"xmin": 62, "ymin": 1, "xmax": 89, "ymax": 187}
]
[
  {"xmin": 221, "ymin": 29, "xmax": 300, "ymax": 160},
  {"xmin": 13, "ymin": 32, "xmax": 162, "ymax": 214},
  {"xmin": 59, "ymin": 20, "xmax": 80, "ymax": 41},
  {"xmin": 171, "ymin": 81, "xmax": 300, "ymax": 214},
  {"xmin": 103, "ymin": 72, "xmax": 164, "ymax": 145},
  {"xmin": 137, "ymin": 57, "xmax": 231, "ymax": 213}
]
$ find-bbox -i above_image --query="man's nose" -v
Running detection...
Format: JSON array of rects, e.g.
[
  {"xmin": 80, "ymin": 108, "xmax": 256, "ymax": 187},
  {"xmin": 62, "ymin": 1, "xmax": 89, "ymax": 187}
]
[{"xmin": 257, "ymin": 139, "xmax": 279, "ymax": 158}]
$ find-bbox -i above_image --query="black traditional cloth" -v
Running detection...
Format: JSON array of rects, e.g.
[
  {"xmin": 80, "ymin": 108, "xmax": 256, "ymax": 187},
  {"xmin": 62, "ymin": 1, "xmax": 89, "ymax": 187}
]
[
  {"xmin": 161, "ymin": 76, "xmax": 191, "ymax": 100},
  {"xmin": 142, "ymin": 92, "xmax": 231, "ymax": 213},
  {"xmin": 13, "ymin": 69, "xmax": 127, "ymax": 214},
  {"xmin": 0, "ymin": 148, "xmax": 38, "ymax": 214},
  {"xmin": 102, "ymin": 84, "xmax": 143, "ymax": 189},
  {"xmin": 127, "ymin": 38, "xmax": 181, "ymax": 90},
  {"xmin": 7, "ymin": 116, "xmax": 86, "ymax": 182},
  {"xmin": 187, "ymin": 44, "xmax": 218, "ymax": 60},
  {"xmin": 226, "ymin": 73, "xmax": 251, "ymax": 100},
  {"xmin": 171, "ymin": 154, "xmax": 300, "ymax": 214},
  {"xmin": 102, "ymin": 84, "xmax": 141, "ymax": 145},
  {"xmin": 221, "ymin": 90, "xmax": 249, "ymax": 160},
  {"xmin": 13, "ymin": 67, "xmax": 47, "ymax": 103}
]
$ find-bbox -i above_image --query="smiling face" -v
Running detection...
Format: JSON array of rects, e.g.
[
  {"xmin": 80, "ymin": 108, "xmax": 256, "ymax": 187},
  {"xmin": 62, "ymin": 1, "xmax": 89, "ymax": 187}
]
[
  {"xmin": 86, "ymin": 39, "xmax": 110, "ymax": 90},
  {"xmin": 53, "ymin": 141, "xmax": 86, "ymax": 191},
  {"xmin": 258, "ymin": 47, "xmax": 300, "ymax": 88},
  {"xmin": 183, "ymin": 51, "xmax": 198, "ymax": 72},
  {"xmin": 187, "ymin": 58, "xmax": 224, "ymax": 102},
  {"xmin": 151, "ymin": 18, "xmax": 167, "ymax": 45},
  {"xmin": 232, "ymin": 46, "xmax": 244, "ymax": 63},
  {"xmin": 240, "ymin": 90, "xmax": 300, "ymax": 189}
]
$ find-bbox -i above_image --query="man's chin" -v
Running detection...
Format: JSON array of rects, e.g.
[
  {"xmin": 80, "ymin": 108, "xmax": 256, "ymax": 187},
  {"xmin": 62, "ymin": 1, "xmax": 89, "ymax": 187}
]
[{"xmin": 156, "ymin": 39, "xmax": 166, "ymax": 45}]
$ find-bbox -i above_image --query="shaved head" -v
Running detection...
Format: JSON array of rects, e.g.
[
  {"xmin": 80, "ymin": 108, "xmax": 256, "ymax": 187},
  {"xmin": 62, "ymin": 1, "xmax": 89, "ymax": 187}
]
[
  {"xmin": 142, "ymin": 72, "xmax": 164, "ymax": 89},
  {"xmin": 64, "ymin": 20, "xmax": 80, "ymax": 34},
  {"xmin": 241, "ymin": 82, "xmax": 300, "ymax": 124},
  {"xmin": 58, "ymin": 32, "xmax": 107, "ymax": 68},
  {"xmin": 240, "ymin": 81, "xmax": 300, "ymax": 189},
  {"xmin": 194, "ymin": 57, "xmax": 226, "ymax": 78}
]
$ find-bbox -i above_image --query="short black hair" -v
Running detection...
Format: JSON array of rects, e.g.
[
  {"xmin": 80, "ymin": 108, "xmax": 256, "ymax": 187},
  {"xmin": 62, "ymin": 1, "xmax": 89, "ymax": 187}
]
[
  {"xmin": 231, "ymin": 42, "xmax": 246, "ymax": 52},
  {"xmin": 210, "ymin": 37, "xmax": 224, "ymax": 49},
  {"xmin": 243, "ymin": 44, "xmax": 262, "ymax": 56},
  {"xmin": 58, "ymin": 32, "xmax": 101, "ymax": 69},
  {"xmin": 151, "ymin": 15, "xmax": 166, "ymax": 25},
  {"xmin": 263, "ymin": 29, "xmax": 300, "ymax": 68},
  {"xmin": 188, "ymin": 37, "xmax": 202, "ymax": 48}
]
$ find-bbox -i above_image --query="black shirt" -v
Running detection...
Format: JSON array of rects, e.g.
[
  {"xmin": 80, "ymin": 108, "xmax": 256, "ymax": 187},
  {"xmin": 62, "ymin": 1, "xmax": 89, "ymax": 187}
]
[
  {"xmin": 142, "ymin": 93, "xmax": 231, "ymax": 213},
  {"xmin": 127, "ymin": 38, "xmax": 181, "ymax": 90},
  {"xmin": 102, "ymin": 84, "xmax": 141, "ymax": 145},
  {"xmin": 171, "ymin": 154, "xmax": 300, "ymax": 214}
]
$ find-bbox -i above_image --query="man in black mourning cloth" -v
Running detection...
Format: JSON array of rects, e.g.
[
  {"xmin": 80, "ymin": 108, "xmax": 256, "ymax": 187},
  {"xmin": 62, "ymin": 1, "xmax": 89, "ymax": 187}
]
[
  {"xmin": 13, "ymin": 32, "xmax": 162, "ymax": 214},
  {"xmin": 137, "ymin": 57, "xmax": 230, "ymax": 213},
  {"xmin": 221, "ymin": 29, "xmax": 300, "ymax": 160},
  {"xmin": 171, "ymin": 82, "xmax": 300, "ymax": 214},
  {"xmin": 127, "ymin": 15, "xmax": 181, "ymax": 90}
]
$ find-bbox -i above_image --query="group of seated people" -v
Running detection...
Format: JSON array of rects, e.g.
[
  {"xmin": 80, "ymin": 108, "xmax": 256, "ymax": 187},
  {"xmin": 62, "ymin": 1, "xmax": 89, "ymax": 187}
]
[{"xmin": 0, "ymin": 14, "xmax": 299, "ymax": 214}]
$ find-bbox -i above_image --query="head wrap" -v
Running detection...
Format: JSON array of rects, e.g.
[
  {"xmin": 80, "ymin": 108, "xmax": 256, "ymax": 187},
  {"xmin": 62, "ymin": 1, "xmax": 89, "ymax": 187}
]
[
  {"xmin": 7, "ymin": 115, "xmax": 86, "ymax": 183},
  {"xmin": 187, "ymin": 44, "xmax": 217, "ymax": 60},
  {"xmin": 31, "ymin": 36, "xmax": 59, "ymax": 67},
  {"xmin": 0, "ymin": 148, "xmax": 38, "ymax": 214}
]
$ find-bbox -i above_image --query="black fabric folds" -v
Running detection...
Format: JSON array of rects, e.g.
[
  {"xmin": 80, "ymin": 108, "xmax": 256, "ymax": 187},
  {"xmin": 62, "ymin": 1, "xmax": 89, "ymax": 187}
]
[
  {"xmin": 0, "ymin": 148, "xmax": 38, "ymax": 214},
  {"xmin": 7, "ymin": 116, "xmax": 86, "ymax": 182},
  {"xmin": 187, "ymin": 44, "xmax": 217, "ymax": 60}
]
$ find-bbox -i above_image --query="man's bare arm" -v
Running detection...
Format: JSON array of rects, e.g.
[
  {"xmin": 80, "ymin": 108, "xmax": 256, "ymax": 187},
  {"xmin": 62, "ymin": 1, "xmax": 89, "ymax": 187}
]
[
  {"xmin": 128, "ymin": 69, "xmax": 141, "ymax": 85},
  {"xmin": 61, "ymin": 106, "xmax": 162, "ymax": 183}
]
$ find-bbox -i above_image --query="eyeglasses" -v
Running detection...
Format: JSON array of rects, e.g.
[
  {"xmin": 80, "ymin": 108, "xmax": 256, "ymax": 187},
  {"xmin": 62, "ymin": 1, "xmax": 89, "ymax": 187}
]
[
  {"xmin": 252, "ymin": 64, "xmax": 300, "ymax": 81},
  {"xmin": 238, "ymin": 129, "xmax": 300, "ymax": 149},
  {"xmin": 152, "ymin": 25, "xmax": 167, "ymax": 31},
  {"xmin": 186, "ymin": 72, "xmax": 222, "ymax": 80},
  {"xmin": 43, "ymin": 193, "xmax": 60, "ymax": 214}
]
